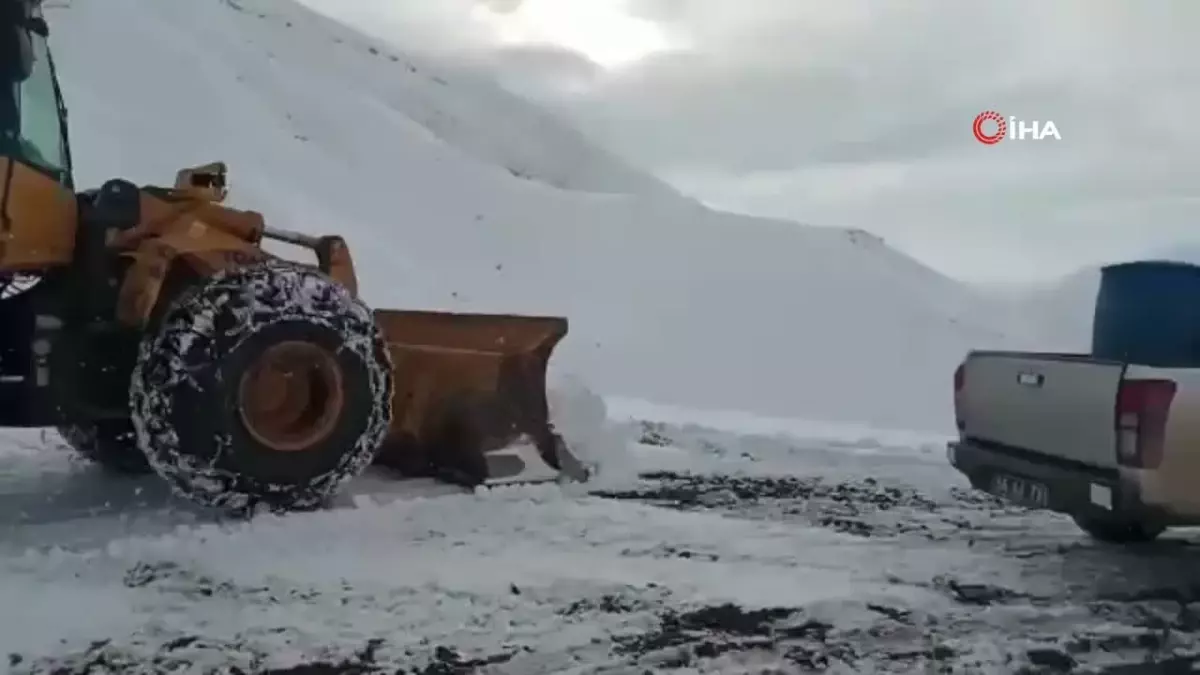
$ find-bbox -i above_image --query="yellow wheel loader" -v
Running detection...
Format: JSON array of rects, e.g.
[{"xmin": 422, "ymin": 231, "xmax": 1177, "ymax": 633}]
[{"xmin": 0, "ymin": 1, "xmax": 586, "ymax": 512}]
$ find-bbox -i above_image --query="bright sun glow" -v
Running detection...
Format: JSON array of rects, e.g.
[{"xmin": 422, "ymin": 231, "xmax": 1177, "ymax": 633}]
[{"xmin": 473, "ymin": 0, "xmax": 672, "ymax": 69}]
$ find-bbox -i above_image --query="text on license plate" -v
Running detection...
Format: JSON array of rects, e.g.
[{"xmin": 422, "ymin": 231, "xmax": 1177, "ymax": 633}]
[{"xmin": 990, "ymin": 473, "xmax": 1049, "ymax": 508}]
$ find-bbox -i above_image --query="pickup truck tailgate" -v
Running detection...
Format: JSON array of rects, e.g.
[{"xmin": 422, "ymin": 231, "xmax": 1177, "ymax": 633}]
[{"xmin": 959, "ymin": 352, "xmax": 1125, "ymax": 469}]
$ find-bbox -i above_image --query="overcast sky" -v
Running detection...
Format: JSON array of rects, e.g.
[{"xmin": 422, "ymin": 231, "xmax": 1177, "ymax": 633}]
[{"xmin": 297, "ymin": 0, "xmax": 1200, "ymax": 284}]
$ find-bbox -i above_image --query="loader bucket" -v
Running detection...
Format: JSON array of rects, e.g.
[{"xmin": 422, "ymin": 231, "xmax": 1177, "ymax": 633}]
[{"xmin": 371, "ymin": 309, "xmax": 583, "ymax": 485}]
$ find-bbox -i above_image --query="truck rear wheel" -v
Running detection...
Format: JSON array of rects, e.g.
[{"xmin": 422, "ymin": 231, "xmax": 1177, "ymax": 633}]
[
  {"xmin": 129, "ymin": 260, "xmax": 393, "ymax": 512},
  {"xmin": 57, "ymin": 420, "xmax": 151, "ymax": 474},
  {"xmin": 1072, "ymin": 513, "xmax": 1165, "ymax": 544}
]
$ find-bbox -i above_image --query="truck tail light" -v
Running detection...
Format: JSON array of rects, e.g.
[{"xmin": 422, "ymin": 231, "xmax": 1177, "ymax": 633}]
[
  {"xmin": 1116, "ymin": 378, "xmax": 1176, "ymax": 469},
  {"xmin": 953, "ymin": 362, "xmax": 966, "ymax": 431}
]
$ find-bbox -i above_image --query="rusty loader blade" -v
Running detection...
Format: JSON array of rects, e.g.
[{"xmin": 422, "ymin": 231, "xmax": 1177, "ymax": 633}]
[{"xmin": 371, "ymin": 309, "xmax": 588, "ymax": 486}]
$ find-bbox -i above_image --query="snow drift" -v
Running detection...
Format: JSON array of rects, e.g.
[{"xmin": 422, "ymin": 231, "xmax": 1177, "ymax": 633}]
[{"xmin": 51, "ymin": 0, "xmax": 1022, "ymax": 432}]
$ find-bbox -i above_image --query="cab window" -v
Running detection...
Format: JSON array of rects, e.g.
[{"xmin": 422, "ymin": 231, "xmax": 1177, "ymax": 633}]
[{"xmin": 15, "ymin": 30, "xmax": 66, "ymax": 179}]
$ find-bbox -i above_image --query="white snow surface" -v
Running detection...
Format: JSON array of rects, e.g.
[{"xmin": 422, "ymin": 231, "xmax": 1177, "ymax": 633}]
[
  {"xmin": 0, "ymin": 386, "xmax": 1008, "ymax": 673},
  {"xmin": 50, "ymin": 0, "xmax": 1033, "ymax": 433},
  {"xmin": 5, "ymin": 386, "xmax": 1174, "ymax": 674}
]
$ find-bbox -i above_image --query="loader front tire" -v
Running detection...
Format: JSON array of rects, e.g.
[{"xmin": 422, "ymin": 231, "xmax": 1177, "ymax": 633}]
[
  {"xmin": 57, "ymin": 420, "xmax": 151, "ymax": 474},
  {"xmin": 129, "ymin": 260, "xmax": 393, "ymax": 512}
]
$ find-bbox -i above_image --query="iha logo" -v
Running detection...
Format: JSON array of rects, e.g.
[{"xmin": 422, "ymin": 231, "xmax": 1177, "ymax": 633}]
[{"xmin": 973, "ymin": 111, "xmax": 1061, "ymax": 144}]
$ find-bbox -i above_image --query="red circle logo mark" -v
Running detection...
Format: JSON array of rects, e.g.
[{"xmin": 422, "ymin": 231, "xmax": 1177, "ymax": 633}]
[{"xmin": 973, "ymin": 111, "xmax": 1006, "ymax": 145}]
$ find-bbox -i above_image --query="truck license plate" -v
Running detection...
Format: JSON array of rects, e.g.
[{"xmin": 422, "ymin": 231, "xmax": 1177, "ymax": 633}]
[{"xmin": 990, "ymin": 473, "xmax": 1049, "ymax": 508}]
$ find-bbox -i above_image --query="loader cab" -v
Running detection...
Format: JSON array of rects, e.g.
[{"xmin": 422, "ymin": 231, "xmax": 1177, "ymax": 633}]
[
  {"xmin": 0, "ymin": 2, "xmax": 72, "ymax": 189},
  {"xmin": 0, "ymin": 1, "xmax": 79, "ymax": 427}
]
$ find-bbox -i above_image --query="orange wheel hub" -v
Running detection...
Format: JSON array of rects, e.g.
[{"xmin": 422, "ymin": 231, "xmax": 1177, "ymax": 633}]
[{"xmin": 237, "ymin": 341, "xmax": 346, "ymax": 452}]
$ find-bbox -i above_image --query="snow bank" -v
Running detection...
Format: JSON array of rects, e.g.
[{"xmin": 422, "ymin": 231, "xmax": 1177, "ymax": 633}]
[{"xmin": 50, "ymin": 0, "xmax": 1023, "ymax": 432}]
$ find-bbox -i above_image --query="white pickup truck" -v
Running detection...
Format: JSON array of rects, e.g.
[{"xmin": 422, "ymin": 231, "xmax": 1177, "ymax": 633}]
[{"xmin": 948, "ymin": 350, "xmax": 1200, "ymax": 543}]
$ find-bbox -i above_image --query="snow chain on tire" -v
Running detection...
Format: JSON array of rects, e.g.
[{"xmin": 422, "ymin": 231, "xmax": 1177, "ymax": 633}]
[{"xmin": 129, "ymin": 259, "xmax": 393, "ymax": 512}]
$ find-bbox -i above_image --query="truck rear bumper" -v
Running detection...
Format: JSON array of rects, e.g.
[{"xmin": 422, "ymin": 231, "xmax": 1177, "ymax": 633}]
[{"xmin": 948, "ymin": 438, "xmax": 1176, "ymax": 525}]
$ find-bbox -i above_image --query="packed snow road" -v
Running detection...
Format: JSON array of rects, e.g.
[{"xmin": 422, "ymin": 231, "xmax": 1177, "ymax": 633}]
[{"xmin": 2, "ymin": 396, "xmax": 1200, "ymax": 674}]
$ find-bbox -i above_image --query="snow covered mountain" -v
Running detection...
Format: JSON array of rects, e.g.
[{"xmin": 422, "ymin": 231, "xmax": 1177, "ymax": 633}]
[
  {"xmin": 977, "ymin": 270, "xmax": 1100, "ymax": 352},
  {"xmin": 55, "ymin": 0, "xmax": 1020, "ymax": 433}
]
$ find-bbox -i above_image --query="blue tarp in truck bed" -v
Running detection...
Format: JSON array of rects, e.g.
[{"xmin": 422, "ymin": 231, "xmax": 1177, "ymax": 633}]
[{"xmin": 1092, "ymin": 260, "xmax": 1200, "ymax": 367}]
